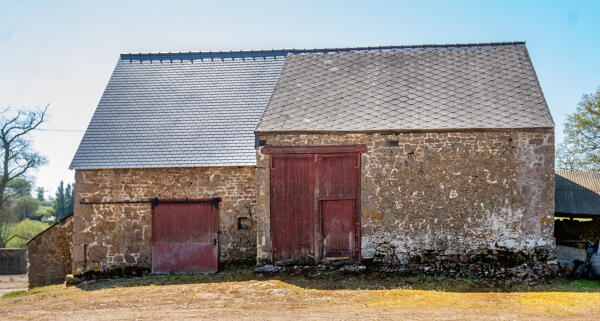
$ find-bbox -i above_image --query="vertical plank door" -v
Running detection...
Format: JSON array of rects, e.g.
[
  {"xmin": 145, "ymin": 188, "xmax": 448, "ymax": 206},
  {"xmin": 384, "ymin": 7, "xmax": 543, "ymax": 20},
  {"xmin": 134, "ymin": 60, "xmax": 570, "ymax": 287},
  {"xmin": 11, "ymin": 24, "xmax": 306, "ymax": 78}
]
[
  {"xmin": 152, "ymin": 201, "xmax": 218, "ymax": 273},
  {"xmin": 269, "ymin": 154, "xmax": 315, "ymax": 262},
  {"xmin": 317, "ymin": 154, "xmax": 360, "ymax": 260}
]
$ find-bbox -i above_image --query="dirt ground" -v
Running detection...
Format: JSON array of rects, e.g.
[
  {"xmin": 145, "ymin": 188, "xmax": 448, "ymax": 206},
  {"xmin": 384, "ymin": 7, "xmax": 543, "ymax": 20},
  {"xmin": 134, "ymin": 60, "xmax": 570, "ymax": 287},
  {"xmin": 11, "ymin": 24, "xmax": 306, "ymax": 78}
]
[
  {"xmin": 0, "ymin": 275, "xmax": 28, "ymax": 297},
  {"xmin": 1, "ymin": 268, "xmax": 599, "ymax": 320}
]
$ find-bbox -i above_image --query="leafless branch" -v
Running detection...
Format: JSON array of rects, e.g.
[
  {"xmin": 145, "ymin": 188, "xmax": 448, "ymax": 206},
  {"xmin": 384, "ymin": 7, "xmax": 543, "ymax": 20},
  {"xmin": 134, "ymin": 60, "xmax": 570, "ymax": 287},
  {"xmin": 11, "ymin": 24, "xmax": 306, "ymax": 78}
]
[{"xmin": 0, "ymin": 105, "xmax": 49, "ymax": 247}]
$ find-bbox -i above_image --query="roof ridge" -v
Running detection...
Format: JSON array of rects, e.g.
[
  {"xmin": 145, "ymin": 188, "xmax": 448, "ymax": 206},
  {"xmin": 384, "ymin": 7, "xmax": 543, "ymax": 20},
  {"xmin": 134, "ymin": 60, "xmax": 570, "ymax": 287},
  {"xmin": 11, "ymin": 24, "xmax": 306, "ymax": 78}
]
[{"xmin": 120, "ymin": 41, "xmax": 526, "ymax": 59}]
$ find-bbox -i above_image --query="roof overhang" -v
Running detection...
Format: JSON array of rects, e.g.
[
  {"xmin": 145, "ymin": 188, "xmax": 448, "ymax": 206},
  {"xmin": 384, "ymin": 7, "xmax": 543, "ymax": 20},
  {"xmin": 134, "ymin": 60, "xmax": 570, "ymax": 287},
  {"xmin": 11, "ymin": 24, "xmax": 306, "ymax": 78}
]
[
  {"xmin": 554, "ymin": 212, "xmax": 600, "ymax": 219},
  {"xmin": 255, "ymin": 127, "xmax": 554, "ymax": 136}
]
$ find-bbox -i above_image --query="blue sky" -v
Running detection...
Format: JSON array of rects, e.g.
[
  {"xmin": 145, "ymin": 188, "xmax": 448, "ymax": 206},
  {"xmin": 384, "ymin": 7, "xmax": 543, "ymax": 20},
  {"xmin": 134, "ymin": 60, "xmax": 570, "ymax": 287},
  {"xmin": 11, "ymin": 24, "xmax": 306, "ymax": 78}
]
[{"xmin": 0, "ymin": 0, "xmax": 599, "ymax": 194}]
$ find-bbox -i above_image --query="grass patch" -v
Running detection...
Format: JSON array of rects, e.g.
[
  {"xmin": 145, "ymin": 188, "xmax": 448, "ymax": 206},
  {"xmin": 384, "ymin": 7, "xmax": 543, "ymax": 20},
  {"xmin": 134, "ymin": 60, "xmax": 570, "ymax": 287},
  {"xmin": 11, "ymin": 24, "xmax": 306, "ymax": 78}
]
[
  {"xmin": 5, "ymin": 220, "xmax": 49, "ymax": 248},
  {"xmin": 74, "ymin": 266, "xmax": 600, "ymax": 293},
  {"xmin": 35, "ymin": 205, "xmax": 55, "ymax": 218},
  {"xmin": 1, "ymin": 291, "xmax": 27, "ymax": 299},
  {"xmin": 537, "ymin": 279, "xmax": 600, "ymax": 292}
]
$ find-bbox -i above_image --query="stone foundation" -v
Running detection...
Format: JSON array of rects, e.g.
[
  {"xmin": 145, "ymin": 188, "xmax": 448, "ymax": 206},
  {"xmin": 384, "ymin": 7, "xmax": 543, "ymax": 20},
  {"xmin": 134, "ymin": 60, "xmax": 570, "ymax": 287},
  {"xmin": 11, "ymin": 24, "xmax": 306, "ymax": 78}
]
[
  {"xmin": 27, "ymin": 214, "xmax": 73, "ymax": 287},
  {"xmin": 73, "ymin": 166, "xmax": 256, "ymax": 274},
  {"xmin": 255, "ymin": 130, "xmax": 556, "ymax": 270}
]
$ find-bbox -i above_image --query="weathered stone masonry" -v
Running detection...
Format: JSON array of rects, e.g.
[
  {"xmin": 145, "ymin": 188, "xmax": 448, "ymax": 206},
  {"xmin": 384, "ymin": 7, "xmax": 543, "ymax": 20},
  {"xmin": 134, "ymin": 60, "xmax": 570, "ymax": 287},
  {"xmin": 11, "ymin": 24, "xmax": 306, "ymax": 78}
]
[
  {"xmin": 255, "ymin": 130, "xmax": 555, "ymax": 268},
  {"xmin": 27, "ymin": 214, "xmax": 73, "ymax": 287},
  {"xmin": 73, "ymin": 167, "xmax": 256, "ymax": 274}
]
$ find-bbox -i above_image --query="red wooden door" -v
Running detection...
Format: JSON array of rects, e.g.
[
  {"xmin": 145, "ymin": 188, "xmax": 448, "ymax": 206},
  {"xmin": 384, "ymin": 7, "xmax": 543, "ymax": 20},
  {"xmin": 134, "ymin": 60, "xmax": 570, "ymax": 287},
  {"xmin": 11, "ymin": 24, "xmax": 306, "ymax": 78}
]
[
  {"xmin": 267, "ymin": 146, "xmax": 364, "ymax": 263},
  {"xmin": 152, "ymin": 199, "xmax": 218, "ymax": 273},
  {"xmin": 321, "ymin": 199, "xmax": 355, "ymax": 258},
  {"xmin": 270, "ymin": 154, "xmax": 315, "ymax": 262},
  {"xmin": 317, "ymin": 154, "xmax": 360, "ymax": 259}
]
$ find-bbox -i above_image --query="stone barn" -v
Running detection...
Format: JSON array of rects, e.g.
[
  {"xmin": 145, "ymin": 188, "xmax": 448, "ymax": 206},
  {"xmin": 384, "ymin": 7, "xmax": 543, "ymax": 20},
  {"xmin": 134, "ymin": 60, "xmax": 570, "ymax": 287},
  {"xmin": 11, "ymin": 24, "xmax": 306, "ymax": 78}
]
[
  {"xmin": 254, "ymin": 42, "xmax": 556, "ymax": 270},
  {"xmin": 69, "ymin": 42, "xmax": 555, "ymax": 276}
]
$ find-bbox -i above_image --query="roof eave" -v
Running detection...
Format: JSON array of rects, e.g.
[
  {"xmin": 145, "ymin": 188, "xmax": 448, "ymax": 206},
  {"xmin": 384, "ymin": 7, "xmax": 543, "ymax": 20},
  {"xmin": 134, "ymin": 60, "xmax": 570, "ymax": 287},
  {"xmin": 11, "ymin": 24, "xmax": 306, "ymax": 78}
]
[
  {"xmin": 554, "ymin": 212, "xmax": 600, "ymax": 218},
  {"xmin": 69, "ymin": 163, "xmax": 258, "ymax": 171},
  {"xmin": 255, "ymin": 126, "xmax": 554, "ymax": 135}
]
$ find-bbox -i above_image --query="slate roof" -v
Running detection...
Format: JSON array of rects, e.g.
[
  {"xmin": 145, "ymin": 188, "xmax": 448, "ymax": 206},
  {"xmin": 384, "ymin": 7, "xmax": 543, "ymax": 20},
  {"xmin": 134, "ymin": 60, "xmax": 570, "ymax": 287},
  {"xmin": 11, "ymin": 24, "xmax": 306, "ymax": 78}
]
[
  {"xmin": 256, "ymin": 42, "xmax": 553, "ymax": 132},
  {"xmin": 70, "ymin": 51, "xmax": 289, "ymax": 169},
  {"xmin": 71, "ymin": 42, "xmax": 552, "ymax": 169},
  {"xmin": 555, "ymin": 171, "xmax": 600, "ymax": 217}
]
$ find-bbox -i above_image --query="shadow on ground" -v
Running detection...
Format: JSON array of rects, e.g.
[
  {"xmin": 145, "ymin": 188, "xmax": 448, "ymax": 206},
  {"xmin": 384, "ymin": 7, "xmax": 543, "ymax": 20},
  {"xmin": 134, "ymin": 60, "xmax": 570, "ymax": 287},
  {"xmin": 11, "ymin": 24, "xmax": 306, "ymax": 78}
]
[{"xmin": 74, "ymin": 265, "xmax": 600, "ymax": 293}]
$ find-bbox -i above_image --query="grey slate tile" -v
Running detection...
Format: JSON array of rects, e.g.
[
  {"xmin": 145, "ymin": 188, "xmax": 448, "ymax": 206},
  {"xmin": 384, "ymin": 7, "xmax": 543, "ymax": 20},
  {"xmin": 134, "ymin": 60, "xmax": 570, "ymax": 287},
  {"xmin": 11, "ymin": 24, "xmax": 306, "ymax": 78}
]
[
  {"xmin": 256, "ymin": 43, "xmax": 553, "ymax": 132},
  {"xmin": 71, "ymin": 43, "xmax": 553, "ymax": 170},
  {"xmin": 70, "ymin": 52, "xmax": 287, "ymax": 169}
]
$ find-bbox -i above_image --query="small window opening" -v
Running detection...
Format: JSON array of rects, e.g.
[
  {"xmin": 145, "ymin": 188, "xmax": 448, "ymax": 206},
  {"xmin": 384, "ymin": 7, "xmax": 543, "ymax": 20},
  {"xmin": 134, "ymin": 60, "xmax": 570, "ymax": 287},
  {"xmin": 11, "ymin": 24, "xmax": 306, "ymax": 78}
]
[
  {"xmin": 386, "ymin": 140, "xmax": 399, "ymax": 147},
  {"xmin": 238, "ymin": 217, "xmax": 250, "ymax": 230}
]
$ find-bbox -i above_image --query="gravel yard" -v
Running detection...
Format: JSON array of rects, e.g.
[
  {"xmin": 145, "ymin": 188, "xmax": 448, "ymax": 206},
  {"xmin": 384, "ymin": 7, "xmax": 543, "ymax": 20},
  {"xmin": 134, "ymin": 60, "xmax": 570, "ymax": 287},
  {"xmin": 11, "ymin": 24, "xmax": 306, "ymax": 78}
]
[
  {"xmin": 1, "ymin": 268, "xmax": 599, "ymax": 320},
  {"xmin": 0, "ymin": 275, "xmax": 28, "ymax": 297}
]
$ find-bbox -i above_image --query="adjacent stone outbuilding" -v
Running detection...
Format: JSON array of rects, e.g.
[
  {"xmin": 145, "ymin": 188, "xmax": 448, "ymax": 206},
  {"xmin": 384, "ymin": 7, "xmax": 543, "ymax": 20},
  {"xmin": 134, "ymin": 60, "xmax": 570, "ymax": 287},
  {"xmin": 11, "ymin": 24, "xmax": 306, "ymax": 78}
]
[
  {"xmin": 26, "ymin": 214, "xmax": 73, "ymax": 287},
  {"xmin": 254, "ymin": 43, "xmax": 556, "ymax": 270}
]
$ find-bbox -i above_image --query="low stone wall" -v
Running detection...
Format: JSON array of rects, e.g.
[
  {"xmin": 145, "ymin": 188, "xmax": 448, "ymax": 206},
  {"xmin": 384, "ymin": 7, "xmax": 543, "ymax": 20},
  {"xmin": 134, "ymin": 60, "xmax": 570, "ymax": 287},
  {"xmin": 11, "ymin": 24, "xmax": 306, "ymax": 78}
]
[
  {"xmin": 255, "ymin": 130, "xmax": 556, "ymax": 272},
  {"xmin": 73, "ymin": 166, "xmax": 257, "ymax": 275},
  {"xmin": 0, "ymin": 249, "xmax": 27, "ymax": 274},
  {"xmin": 27, "ymin": 214, "xmax": 73, "ymax": 287}
]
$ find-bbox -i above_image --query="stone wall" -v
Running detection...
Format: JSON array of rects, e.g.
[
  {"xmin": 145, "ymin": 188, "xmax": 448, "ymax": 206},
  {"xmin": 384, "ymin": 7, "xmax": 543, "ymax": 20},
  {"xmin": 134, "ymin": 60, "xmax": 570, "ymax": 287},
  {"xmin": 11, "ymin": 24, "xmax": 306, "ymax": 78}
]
[
  {"xmin": 27, "ymin": 214, "xmax": 73, "ymax": 287},
  {"xmin": 0, "ymin": 249, "xmax": 27, "ymax": 275},
  {"xmin": 73, "ymin": 166, "xmax": 256, "ymax": 274},
  {"xmin": 255, "ymin": 130, "xmax": 555, "ymax": 269}
]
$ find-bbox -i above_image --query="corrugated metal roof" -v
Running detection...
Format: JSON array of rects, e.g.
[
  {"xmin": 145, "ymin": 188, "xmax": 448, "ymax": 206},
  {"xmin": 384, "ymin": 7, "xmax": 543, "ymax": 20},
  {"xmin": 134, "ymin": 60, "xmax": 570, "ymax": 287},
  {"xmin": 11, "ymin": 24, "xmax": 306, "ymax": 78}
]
[
  {"xmin": 555, "ymin": 171, "xmax": 600, "ymax": 216},
  {"xmin": 256, "ymin": 43, "xmax": 553, "ymax": 132}
]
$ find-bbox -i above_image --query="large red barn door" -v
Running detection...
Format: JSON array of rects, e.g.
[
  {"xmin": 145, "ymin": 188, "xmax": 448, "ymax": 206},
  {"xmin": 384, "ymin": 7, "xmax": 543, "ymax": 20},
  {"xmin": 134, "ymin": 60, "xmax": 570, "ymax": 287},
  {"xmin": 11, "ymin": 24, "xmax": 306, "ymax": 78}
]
[
  {"xmin": 152, "ymin": 198, "xmax": 219, "ymax": 273},
  {"xmin": 266, "ymin": 145, "xmax": 365, "ymax": 264},
  {"xmin": 270, "ymin": 154, "xmax": 315, "ymax": 262}
]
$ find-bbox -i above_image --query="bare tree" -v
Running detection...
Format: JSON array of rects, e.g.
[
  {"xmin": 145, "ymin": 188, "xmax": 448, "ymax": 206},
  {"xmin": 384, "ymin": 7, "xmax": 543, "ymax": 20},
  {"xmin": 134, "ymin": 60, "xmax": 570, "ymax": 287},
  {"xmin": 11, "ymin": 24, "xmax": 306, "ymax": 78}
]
[{"xmin": 0, "ymin": 105, "xmax": 48, "ymax": 247}]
